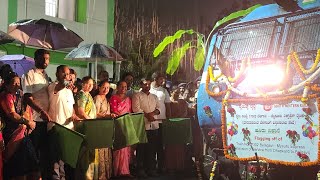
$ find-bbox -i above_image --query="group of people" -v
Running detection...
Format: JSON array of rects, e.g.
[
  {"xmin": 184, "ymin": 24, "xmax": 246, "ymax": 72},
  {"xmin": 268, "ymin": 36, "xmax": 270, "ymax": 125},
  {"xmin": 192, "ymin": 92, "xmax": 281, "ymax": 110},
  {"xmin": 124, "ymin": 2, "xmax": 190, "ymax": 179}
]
[{"xmin": 0, "ymin": 49, "xmax": 199, "ymax": 180}]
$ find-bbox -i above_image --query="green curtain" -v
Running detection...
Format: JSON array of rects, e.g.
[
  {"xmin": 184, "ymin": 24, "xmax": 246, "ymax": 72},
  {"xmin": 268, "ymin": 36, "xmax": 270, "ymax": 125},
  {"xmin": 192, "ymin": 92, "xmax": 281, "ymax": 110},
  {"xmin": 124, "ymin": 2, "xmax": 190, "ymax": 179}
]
[{"xmin": 162, "ymin": 118, "xmax": 193, "ymax": 145}]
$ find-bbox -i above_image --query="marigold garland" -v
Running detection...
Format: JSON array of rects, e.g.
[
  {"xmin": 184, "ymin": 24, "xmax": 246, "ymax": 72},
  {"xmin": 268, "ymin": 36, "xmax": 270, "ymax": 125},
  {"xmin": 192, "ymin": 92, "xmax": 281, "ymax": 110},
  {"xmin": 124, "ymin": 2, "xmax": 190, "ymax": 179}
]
[
  {"xmin": 311, "ymin": 84, "xmax": 320, "ymax": 92},
  {"xmin": 292, "ymin": 55, "xmax": 307, "ymax": 81},
  {"xmin": 205, "ymin": 71, "xmax": 227, "ymax": 97},
  {"xmin": 209, "ymin": 161, "xmax": 218, "ymax": 180},
  {"xmin": 205, "ymin": 49, "xmax": 320, "ymax": 100},
  {"xmin": 208, "ymin": 65, "xmax": 223, "ymax": 82},
  {"xmin": 221, "ymin": 96, "xmax": 320, "ymax": 166},
  {"xmin": 292, "ymin": 49, "xmax": 320, "ymax": 75},
  {"xmin": 227, "ymin": 58, "xmax": 250, "ymax": 83}
]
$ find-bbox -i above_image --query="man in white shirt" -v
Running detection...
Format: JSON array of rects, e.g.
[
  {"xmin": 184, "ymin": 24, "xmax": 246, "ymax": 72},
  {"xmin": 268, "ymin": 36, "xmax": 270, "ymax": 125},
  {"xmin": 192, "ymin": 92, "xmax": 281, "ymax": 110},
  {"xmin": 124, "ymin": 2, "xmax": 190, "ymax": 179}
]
[
  {"xmin": 47, "ymin": 65, "xmax": 80, "ymax": 129},
  {"xmin": 47, "ymin": 65, "xmax": 80, "ymax": 180},
  {"xmin": 132, "ymin": 78, "xmax": 160, "ymax": 177},
  {"xmin": 150, "ymin": 72, "xmax": 171, "ymax": 173},
  {"xmin": 22, "ymin": 49, "xmax": 52, "ymax": 179},
  {"xmin": 22, "ymin": 49, "xmax": 51, "ymax": 117}
]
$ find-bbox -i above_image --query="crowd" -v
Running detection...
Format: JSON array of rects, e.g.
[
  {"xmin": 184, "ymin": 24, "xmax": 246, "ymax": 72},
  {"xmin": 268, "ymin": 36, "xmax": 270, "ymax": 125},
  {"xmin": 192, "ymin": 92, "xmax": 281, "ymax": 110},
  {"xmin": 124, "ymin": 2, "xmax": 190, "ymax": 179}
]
[{"xmin": 0, "ymin": 49, "xmax": 201, "ymax": 180}]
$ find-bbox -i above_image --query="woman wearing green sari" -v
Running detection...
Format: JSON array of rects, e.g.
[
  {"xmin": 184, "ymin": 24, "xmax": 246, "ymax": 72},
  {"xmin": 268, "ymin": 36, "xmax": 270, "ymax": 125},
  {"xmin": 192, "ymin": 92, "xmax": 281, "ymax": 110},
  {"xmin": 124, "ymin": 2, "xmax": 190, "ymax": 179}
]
[{"xmin": 75, "ymin": 76, "xmax": 97, "ymax": 180}]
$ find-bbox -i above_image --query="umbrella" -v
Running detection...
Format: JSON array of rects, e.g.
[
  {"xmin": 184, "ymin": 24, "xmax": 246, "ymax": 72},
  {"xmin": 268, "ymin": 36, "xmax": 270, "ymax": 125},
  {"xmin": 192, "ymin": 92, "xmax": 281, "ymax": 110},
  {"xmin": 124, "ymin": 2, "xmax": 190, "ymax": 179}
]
[
  {"xmin": 65, "ymin": 43, "xmax": 124, "ymax": 61},
  {"xmin": 0, "ymin": 30, "xmax": 15, "ymax": 45},
  {"xmin": 65, "ymin": 43, "xmax": 124, "ymax": 81},
  {"xmin": 8, "ymin": 19, "xmax": 83, "ymax": 50},
  {"xmin": 0, "ymin": 54, "xmax": 34, "ymax": 77}
]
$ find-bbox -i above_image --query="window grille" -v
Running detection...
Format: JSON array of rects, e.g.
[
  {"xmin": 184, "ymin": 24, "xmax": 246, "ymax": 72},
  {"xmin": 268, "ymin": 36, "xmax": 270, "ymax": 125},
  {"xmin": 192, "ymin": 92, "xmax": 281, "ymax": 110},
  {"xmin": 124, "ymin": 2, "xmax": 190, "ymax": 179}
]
[
  {"xmin": 214, "ymin": 19, "xmax": 282, "ymax": 67},
  {"xmin": 280, "ymin": 8, "xmax": 320, "ymax": 56}
]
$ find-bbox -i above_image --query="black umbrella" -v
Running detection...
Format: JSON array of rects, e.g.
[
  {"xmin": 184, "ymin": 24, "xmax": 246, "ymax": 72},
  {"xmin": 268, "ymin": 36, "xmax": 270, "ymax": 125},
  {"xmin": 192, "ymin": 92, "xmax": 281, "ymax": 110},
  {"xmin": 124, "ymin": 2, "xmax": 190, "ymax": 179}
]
[
  {"xmin": 8, "ymin": 19, "xmax": 83, "ymax": 50},
  {"xmin": 0, "ymin": 30, "xmax": 15, "ymax": 45}
]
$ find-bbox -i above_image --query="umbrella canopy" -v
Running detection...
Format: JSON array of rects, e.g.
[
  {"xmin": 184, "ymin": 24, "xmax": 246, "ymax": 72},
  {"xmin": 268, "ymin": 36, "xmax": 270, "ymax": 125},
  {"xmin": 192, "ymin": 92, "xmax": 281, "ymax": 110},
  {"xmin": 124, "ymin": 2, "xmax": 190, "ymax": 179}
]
[
  {"xmin": 8, "ymin": 19, "xmax": 83, "ymax": 50},
  {"xmin": 0, "ymin": 30, "xmax": 15, "ymax": 45},
  {"xmin": 65, "ymin": 43, "xmax": 124, "ymax": 61},
  {"xmin": 0, "ymin": 55, "xmax": 34, "ymax": 77}
]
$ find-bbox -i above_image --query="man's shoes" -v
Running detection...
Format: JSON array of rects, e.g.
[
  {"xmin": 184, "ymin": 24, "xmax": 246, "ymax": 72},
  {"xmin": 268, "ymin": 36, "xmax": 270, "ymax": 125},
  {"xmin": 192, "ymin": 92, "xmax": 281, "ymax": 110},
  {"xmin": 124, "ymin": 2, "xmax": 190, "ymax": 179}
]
[
  {"xmin": 147, "ymin": 170, "xmax": 160, "ymax": 177},
  {"xmin": 136, "ymin": 170, "xmax": 148, "ymax": 178}
]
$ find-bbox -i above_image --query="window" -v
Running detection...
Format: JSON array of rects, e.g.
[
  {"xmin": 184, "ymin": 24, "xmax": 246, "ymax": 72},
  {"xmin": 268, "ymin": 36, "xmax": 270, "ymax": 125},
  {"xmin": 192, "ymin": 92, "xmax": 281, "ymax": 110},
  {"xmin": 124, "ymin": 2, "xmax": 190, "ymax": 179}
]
[
  {"xmin": 45, "ymin": 0, "xmax": 58, "ymax": 17},
  {"xmin": 45, "ymin": 0, "xmax": 82, "ymax": 22}
]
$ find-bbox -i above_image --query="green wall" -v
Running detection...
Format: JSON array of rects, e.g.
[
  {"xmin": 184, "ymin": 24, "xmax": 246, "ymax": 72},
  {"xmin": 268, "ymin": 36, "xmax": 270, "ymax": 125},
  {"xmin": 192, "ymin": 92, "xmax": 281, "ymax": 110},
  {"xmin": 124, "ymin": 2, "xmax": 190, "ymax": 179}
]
[
  {"xmin": 107, "ymin": 0, "xmax": 115, "ymax": 46},
  {"xmin": 76, "ymin": 0, "xmax": 87, "ymax": 23},
  {"xmin": 8, "ymin": 0, "xmax": 18, "ymax": 24},
  {"xmin": 0, "ymin": 44, "xmax": 87, "ymax": 67}
]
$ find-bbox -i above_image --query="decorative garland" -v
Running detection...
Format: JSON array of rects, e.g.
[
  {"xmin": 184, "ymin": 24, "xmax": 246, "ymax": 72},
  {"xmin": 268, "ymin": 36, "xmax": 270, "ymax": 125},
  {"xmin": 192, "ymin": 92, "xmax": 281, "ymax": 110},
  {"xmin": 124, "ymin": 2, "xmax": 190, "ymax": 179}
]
[
  {"xmin": 208, "ymin": 65, "xmax": 223, "ymax": 82},
  {"xmin": 227, "ymin": 58, "xmax": 250, "ymax": 83},
  {"xmin": 205, "ymin": 49, "xmax": 320, "ymax": 99},
  {"xmin": 209, "ymin": 161, "xmax": 218, "ymax": 180},
  {"xmin": 205, "ymin": 71, "xmax": 227, "ymax": 97},
  {"xmin": 221, "ymin": 96, "xmax": 320, "ymax": 166},
  {"xmin": 286, "ymin": 49, "xmax": 320, "ymax": 76},
  {"xmin": 292, "ymin": 49, "xmax": 320, "ymax": 75}
]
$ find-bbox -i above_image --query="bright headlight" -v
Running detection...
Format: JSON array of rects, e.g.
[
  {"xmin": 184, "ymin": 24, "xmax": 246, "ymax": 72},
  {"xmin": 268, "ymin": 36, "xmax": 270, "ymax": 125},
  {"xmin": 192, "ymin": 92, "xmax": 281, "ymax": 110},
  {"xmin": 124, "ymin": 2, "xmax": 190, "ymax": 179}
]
[{"xmin": 247, "ymin": 64, "xmax": 284, "ymax": 87}]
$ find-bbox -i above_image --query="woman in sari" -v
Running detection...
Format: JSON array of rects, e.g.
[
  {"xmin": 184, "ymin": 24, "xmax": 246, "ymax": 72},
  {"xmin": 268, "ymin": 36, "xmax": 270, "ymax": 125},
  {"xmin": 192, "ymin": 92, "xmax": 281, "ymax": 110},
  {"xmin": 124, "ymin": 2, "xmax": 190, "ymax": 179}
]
[
  {"xmin": 0, "ymin": 72, "xmax": 39, "ymax": 180},
  {"xmin": 75, "ymin": 76, "xmax": 97, "ymax": 180},
  {"xmin": 110, "ymin": 81, "xmax": 133, "ymax": 178},
  {"xmin": 94, "ymin": 80, "xmax": 117, "ymax": 180},
  {"xmin": 76, "ymin": 76, "xmax": 96, "ymax": 120}
]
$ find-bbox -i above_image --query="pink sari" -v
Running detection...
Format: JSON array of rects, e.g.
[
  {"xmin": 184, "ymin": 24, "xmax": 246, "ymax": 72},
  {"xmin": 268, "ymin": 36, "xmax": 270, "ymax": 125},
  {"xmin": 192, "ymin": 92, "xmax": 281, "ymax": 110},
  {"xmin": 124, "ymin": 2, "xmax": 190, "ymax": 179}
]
[{"xmin": 110, "ymin": 95, "xmax": 132, "ymax": 176}]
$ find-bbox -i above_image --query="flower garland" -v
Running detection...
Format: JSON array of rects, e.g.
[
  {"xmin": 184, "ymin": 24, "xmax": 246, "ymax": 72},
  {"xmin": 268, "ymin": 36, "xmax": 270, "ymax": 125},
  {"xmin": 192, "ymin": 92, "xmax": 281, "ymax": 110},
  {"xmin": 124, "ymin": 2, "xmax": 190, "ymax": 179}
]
[
  {"xmin": 292, "ymin": 49, "xmax": 320, "ymax": 75},
  {"xmin": 301, "ymin": 82, "xmax": 310, "ymax": 103},
  {"xmin": 310, "ymin": 84, "xmax": 320, "ymax": 92},
  {"xmin": 209, "ymin": 161, "xmax": 218, "ymax": 180},
  {"xmin": 208, "ymin": 65, "xmax": 223, "ymax": 82},
  {"xmin": 205, "ymin": 71, "xmax": 227, "ymax": 97},
  {"xmin": 205, "ymin": 58, "xmax": 320, "ymax": 99},
  {"xmin": 221, "ymin": 97, "xmax": 320, "ymax": 166},
  {"xmin": 227, "ymin": 58, "xmax": 251, "ymax": 83},
  {"xmin": 286, "ymin": 54, "xmax": 305, "ymax": 81}
]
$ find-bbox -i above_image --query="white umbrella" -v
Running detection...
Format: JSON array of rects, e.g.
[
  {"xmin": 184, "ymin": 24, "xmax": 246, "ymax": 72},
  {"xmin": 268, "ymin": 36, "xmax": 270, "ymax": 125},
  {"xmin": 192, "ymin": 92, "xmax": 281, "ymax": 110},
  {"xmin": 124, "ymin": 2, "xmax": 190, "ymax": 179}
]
[{"xmin": 65, "ymin": 43, "xmax": 124, "ymax": 82}]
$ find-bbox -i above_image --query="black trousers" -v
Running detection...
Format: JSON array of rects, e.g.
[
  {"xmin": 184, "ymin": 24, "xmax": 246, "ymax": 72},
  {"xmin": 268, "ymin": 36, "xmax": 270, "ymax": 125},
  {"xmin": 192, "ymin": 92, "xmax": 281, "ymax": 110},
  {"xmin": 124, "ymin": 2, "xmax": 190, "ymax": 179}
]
[
  {"xmin": 29, "ymin": 121, "xmax": 49, "ymax": 179},
  {"xmin": 156, "ymin": 123, "xmax": 164, "ymax": 170},
  {"xmin": 137, "ymin": 129, "xmax": 158, "ymax": 172}
]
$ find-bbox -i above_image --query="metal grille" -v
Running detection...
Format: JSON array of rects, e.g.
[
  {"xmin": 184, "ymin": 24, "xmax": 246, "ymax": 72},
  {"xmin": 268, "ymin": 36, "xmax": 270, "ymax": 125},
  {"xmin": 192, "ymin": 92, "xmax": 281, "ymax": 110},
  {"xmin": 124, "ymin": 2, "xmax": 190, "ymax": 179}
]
[
  {"xmin": 280, "ymin": 9, "xmax": 320, "ymax": 56},
  {"xmin": 216, "ymin": 20, "xmax": 282, "ymax": 64}
]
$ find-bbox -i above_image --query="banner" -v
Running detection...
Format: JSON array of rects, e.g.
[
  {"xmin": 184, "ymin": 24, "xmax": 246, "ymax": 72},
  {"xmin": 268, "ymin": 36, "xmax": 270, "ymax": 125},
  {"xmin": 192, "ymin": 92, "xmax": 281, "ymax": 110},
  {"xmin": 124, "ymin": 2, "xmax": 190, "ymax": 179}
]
[
  {"xmin": 162, "ymin": 118, "xmax": 193, "ymax": 145},
  {"xmin": 223, "ymin": 98, "xmax": 320, "ymax": 166}
]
